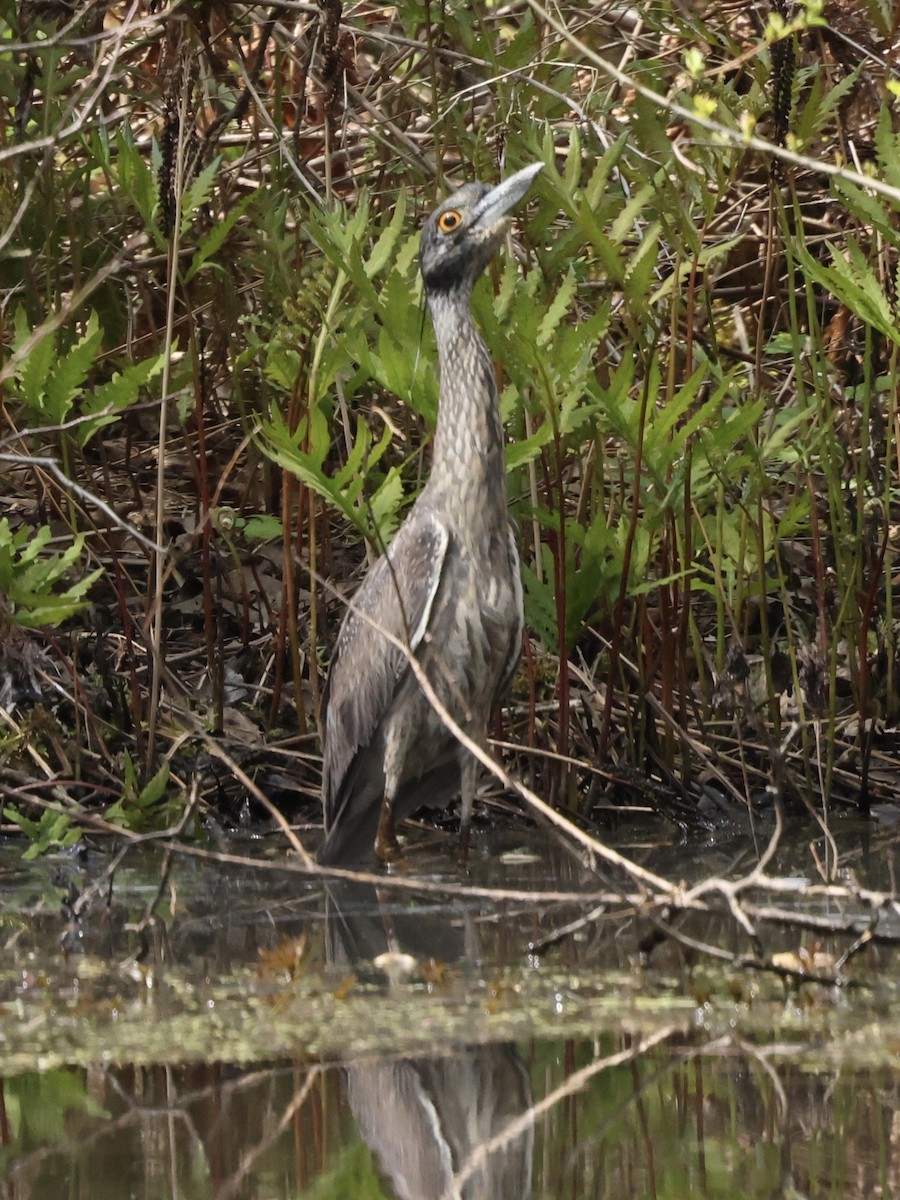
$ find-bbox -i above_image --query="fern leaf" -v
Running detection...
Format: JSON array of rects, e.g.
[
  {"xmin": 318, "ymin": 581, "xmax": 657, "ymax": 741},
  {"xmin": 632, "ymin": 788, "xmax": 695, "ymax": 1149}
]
[
  {"xmin": 537, "ymin": 268, "xmax": 577, "ymax": 348},
  {"xmin": 184, "ymin": 191, "xmax": 255, "ymax": 284}
]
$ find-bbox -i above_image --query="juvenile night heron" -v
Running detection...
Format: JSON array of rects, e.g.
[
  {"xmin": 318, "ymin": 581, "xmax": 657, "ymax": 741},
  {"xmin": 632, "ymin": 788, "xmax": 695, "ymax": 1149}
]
[{"xmin": 317, "ymin": 162, "xmax": 543, "ymax": 866}]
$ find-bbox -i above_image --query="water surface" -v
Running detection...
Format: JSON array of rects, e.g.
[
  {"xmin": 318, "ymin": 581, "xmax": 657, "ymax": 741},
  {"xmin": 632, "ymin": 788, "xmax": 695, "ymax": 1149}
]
[{"xmin": 0, "ymin": 814, "xmax": 897, "ymax": 1197}]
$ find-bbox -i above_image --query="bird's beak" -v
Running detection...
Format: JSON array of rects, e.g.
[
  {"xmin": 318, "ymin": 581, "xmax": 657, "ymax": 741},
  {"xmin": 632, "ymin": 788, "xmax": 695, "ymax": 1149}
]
[{"xmin": 471, "ymin": 162, "xmax": 543, "ymax": 229}]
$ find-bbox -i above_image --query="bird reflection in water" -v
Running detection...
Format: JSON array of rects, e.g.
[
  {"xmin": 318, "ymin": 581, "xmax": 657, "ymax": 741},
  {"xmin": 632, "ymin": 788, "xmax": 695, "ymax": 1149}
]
[{"xmin": 326, "ymin": 881, "xmax": 534, "ymax": 1200}]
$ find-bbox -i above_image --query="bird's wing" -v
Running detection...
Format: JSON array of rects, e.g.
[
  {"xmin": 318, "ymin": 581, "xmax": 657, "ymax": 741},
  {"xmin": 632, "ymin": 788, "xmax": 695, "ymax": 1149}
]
[
  {"xmin": 320, "ymin": 510, "xmax": 450, "ymax": 822},
  {"xmin": 494, "ymin": 523, "xmax": 524, "ymax": 700}
]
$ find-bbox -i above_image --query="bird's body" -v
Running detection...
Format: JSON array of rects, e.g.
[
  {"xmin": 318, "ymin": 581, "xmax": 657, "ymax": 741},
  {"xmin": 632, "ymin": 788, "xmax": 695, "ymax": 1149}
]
[{"xmin": 317, "ymin": 164, "xmax": 542, "ymax": 865}]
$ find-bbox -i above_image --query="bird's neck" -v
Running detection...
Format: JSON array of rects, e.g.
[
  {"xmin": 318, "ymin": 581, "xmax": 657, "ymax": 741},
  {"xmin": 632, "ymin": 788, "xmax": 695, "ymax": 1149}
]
[{"xmin": 424, "ymin": 289, "xmax": 508, "ymax": 527}]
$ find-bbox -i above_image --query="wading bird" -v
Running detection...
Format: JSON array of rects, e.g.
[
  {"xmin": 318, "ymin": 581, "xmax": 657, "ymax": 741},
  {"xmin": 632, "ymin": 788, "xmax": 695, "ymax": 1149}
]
[{"xmin": 317, "ymin": 162, "xmax": 542, "ymax": 865}]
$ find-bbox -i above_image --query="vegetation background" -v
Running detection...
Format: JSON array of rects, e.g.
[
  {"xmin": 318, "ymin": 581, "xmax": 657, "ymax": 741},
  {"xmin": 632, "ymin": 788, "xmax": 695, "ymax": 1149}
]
[{"xmin": 0, "ymin": 0, "xmax": 899, "ymax": 856}]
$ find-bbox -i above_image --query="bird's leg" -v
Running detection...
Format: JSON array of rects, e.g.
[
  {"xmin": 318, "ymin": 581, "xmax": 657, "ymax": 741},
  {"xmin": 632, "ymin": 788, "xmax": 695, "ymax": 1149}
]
[
  {"xmin": 375, "ymin": 750, "xmax": 404, "ymax": 863},
  {"xmin": 457, "ymin": 752, "xmax": 479, "ymax": 865},
  {"xmin": 375, "ymin": 795, "xmax": 403, "ymax": 863}
]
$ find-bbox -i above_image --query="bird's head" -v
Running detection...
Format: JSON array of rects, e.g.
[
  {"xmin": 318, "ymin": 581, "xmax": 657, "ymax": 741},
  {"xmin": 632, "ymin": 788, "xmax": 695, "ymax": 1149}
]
[{"xmin": 419, "ymin": 162, "xmax": 543, "ymax": 294}]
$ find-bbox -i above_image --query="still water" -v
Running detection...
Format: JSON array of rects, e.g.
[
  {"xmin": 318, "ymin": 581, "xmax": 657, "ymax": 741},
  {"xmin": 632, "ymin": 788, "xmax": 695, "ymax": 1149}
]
[{"xmin": 0, "ymin": 816, "xmax": 897, "ymax": 1198}]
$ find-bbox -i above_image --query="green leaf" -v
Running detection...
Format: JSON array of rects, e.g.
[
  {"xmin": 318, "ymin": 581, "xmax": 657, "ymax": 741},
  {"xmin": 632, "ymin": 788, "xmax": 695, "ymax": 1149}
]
[
  {"xmin": 624, "ymin": 224, "xmax": 660, "ymax": 311},
  {"xmin": 365, "ymin": 191, "xmax": 406, "ymax": 279},
  {"xmin": 3, "ymin": 807, "xmax": 39, "ymax": 840},
  {"xmin": 261, "ymin": 415, "xmax": 372, "ymax": 540},
  {"xmin": 4, "ymin": 807, "xmax": 81, "ymax": 860},
  {"xmin": 116, "ymin": 128, "xmax": 158, "ymax": 234},
  {"xmin": 798, "ymin": 238, "xmax": 900, "ymax": 344},
  {"xmin": 563, "ymin": 124, "xmax": 582, "ymax": 193},
  {"xmin": 794, "ymin": 64, "xmax": 862, "ymax": 146},
  {"xmin": 180, "ymin": 156, "xmax": 221, "ymax": 232},
  {"xmin": 537, "ymin": 268, "xmax": 577, "ymax": 348},
  {"xmin": 0, "ymin": 521, "xmax": 101, "ymax": 627},
  {"xmin": 831, "ymin": 178, "xmax": 899, "ymax": 243},
  {"xmin": 18, "ymin": 333, "xmax": 57, "ymax": 415},
  {"xmin": 306, "ymin": 198, "xmax": 381, "ymax": 310},
  {"xmin": 184, "ymin": 191, "xmax": 255, "ymax": 284},
  {"xmin": 521, "ymin": 558, "xmax": 558, "ymax": 650},
  {"xmin": 15, "ymin": 312, "xmax": 105, "ymax": 426},
  {"xmin": 240, "ymin": 514, "xmax": 283, "ymax": 541},
  {"xmin": 106, "ymin": 763, "xmax": 173, "ymax": 832},
  {"xmin": 875, "ymin": 106, "xmax": 900, "ymax": 189},
  {"xmin": 369, "ymin": 467, "xmax": 405, "ymax": 543},
  {"xmin": 139, "ymin": 763, "xmax": 170, "ymax": 810},
  {"xmin": 77, "ymin": 352, "xmax": 164, "ymax": 444},
  {"xmin": 610, "ymin": 183, "xmax": 656, "ymax": 246},
  {"xmin": 582, "ymin": 134, "xmax": 628, "ymax": 211}
]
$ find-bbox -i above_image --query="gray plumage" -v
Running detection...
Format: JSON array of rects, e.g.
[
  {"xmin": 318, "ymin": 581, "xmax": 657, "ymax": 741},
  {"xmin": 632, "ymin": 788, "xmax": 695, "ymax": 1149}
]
[{"xmin": 317, "ymin": 163, "xmax": 542, "ymax": 865}]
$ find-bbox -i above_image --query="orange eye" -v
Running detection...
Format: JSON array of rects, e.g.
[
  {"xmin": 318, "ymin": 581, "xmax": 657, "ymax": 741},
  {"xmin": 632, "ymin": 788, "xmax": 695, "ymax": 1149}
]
[{"xmin": 437, "ymin": 209, "xmax": 462, "ymax": 233}]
